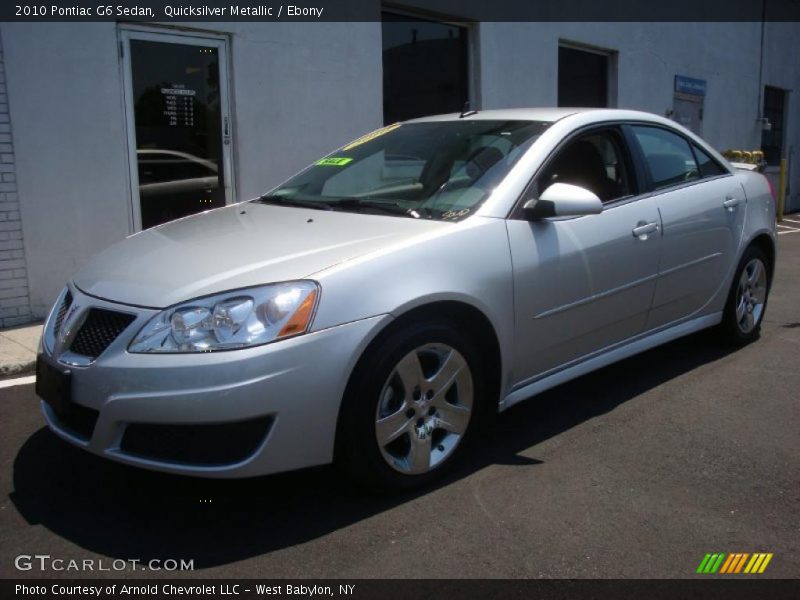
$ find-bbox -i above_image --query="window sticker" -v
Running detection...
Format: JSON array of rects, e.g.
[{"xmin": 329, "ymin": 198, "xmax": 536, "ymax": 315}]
[
  {"xmin": 315, "ymin": 157, "xmax": 354, "ymax": 166},
  {"xmin": 341, "ymin": 123, "xmax": 402, "ymax": 151}
]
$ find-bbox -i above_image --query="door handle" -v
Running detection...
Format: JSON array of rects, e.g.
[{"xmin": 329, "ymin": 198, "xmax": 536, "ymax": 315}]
[
  {"xmin": 632, "ymin": 221, "xmax": 659, "ymax": 240},
  {"xmin": 723, "ymin": 195, "xmax": 741, "ymax": 211},
  {"xmin": 223, "ymin": 116, "xmax": 231, "ymax": 145}
]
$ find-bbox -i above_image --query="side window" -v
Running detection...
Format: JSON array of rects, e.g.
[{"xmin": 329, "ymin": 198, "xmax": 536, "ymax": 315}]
[
  {"xmin": 539, "ymin": 130, "xmax": 632, "ymax": 203},
  {"xmin": 632, "ymin": 126, "xmax": 699, "ymax": 189},
  {"xmin": 692, "ymin": 143, "xmax": 727, "ymax": 178}
]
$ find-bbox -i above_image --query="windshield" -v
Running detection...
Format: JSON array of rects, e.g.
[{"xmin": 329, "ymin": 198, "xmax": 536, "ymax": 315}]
[{"xmin": 259, "ymin": 120, "xmax": 550, "ymax": 221}]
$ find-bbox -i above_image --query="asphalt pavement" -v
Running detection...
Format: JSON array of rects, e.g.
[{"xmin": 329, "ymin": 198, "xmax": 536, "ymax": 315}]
[{"xmin": 1, "ymin": 235, "xmax": 798, "ymax": 580}]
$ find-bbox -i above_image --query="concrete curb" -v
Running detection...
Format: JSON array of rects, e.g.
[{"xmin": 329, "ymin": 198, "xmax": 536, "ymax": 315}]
[
  {"xmin": 0, "ymin": 359, "xmax": 36, "ymax": 378},
  {"xmin": 0, "ymin": 323, "xmax": 43, "ymax": 379}
]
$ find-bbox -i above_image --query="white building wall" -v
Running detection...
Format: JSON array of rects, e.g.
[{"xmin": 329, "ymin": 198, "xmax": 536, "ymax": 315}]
[
  {"xmin": 478, "ymin": 21, "xmax": 800, "ymax": 212},
  {"xmin": 2, "ymin": 23, "xmax": 133, "ymax": 320},
  {"xmin": 478, "ymin": 22, "xmax": 766, "ymax": 151},
  {"xmin": 0, "ymin": 29, "xmax": 32, "ymax": 328},
  {"xmin": 1, "ymin": 22, "xmax": 383, "ymax": 319},
  {"xmin": 762, "ymin": 21, "xmax": 800, "ymax": 212},
  {"xmin": 223, "ymin": 22, "xmax": 383, "ymax": 200}
]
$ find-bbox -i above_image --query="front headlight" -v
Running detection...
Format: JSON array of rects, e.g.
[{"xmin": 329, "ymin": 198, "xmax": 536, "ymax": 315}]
[{"xmin": 129, "ymin": 281, "xmax": 319, "ymax": 353}]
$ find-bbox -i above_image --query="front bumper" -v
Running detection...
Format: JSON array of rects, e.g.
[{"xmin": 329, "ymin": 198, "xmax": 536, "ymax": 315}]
[{"xmin": 39, "ymin": 285, "xmax": 390, "ymax": 478}]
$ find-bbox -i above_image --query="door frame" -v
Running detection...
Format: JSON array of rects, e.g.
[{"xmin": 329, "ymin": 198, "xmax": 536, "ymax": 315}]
[{"xmin": 118, "ymin": 25, "xmax": 235, "ymax": 232}]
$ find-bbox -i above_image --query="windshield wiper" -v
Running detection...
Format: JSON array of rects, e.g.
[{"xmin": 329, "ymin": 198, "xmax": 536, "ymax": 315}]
[
  {"xmin": 255, "ymin": 194, "xmax": 334, "ymax": 211},
  {"xmin": 328, "ymin": 197, "xmax": 422, "ymax": 218},
  {"xmin": 256, "ymin": 194, "xmax": 427, "ymax": 219}
]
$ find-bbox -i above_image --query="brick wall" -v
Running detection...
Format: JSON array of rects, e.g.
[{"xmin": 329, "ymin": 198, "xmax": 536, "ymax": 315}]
[{"xmin": 0, "ymin": 30, "xmax": 32, "ymax": 328}]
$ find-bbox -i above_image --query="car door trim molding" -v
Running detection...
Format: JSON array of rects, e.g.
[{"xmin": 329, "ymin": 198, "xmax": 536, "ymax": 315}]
[
  {"xmin": 532, "ymin": 271, "xmax": 660, "ymax": 319},
  {"xmin": 500, "ymin": 312, "xmax": 723, "ymax": 411},
  {"xmin": 657, "ymin": 251, "xmax": 724, "ymax": 278}
]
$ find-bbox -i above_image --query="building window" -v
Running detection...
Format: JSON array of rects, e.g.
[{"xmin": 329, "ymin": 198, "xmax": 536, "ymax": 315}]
[
  {"xmin": 761, "ymin": 86, "xmax": 787, "ymax": 166},
  {"xmin": 381, "ymin": 13, "xmax": 469, "ymax": 125},
  {"xmin": 558, "ymin": 44, "xmax": 614, "ymax": 108}
]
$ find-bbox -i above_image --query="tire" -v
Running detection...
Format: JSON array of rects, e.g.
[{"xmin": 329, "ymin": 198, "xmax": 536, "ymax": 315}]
[
  {"xmin": 336, "ymin": 319, "xmax": 486, "ymax": 492},
  {"xmin": 718, "ymin": 245, "xmax": 771, "ymax": 346}
]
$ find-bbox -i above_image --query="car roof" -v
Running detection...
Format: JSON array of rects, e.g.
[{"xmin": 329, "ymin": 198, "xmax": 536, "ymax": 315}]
[
  {"xmin": 404, "ymin": 107, "xmax": 665, "ymax": 125},
  {"xmin": 404, "ymin": 107, "xmax": 582, "ymax": 123}
]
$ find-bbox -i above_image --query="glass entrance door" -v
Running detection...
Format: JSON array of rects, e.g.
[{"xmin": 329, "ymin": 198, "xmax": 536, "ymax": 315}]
[{"xmin": 121, "ymin": 29, "xmax": 233, "ymax": 230}]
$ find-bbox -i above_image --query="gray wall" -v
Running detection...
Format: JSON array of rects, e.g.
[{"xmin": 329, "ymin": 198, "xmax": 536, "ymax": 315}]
[
  {"xmin": 1, "ymin": 22, "xmax": 382, "ymax": 318},
  {"xmin": 1, "ymin": 19, "xmax": 798, "ymax": 321},
  {"xmin": 479, "ymin": 23, "xmax": 766, "ymax": 150},
  {"xmin": 2, "ymin": 23, "xmax": 135, "ymax": 319},
  {"xmin": 0, "ymin": 29, "xmax": 32, "ymax": 327},
  {"xmin": 762, "ymin": 21, "xmax": 800, "ymax": 211},
  {"xmin": 477, "ymin": 22, "xmax": 800, "ymax": 211}
]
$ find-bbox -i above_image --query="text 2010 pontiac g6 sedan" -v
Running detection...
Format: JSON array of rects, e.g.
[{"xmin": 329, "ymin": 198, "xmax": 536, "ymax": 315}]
[{"xmin": 37, "ymin": 109, "xmax": 776, "ymax": 489}]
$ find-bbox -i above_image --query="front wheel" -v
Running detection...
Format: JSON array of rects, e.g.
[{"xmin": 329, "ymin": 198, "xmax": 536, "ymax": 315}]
[
  {"xmin": 718, "ymin": 245, "xmax": 771, "ymax": 345},
  {"xmin": 336, "ymin": 320, "xmax": 485, "ymax": 491}
]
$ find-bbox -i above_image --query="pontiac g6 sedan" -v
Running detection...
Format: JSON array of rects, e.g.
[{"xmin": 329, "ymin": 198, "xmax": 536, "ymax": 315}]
[{"xmin": 37, "ymin": 109, "xmax": 776, "ymax": 490}]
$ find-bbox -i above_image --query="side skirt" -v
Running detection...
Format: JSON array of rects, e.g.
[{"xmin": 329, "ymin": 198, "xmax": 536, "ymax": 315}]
[{"xmin": 499, "ymin": 312, "xmax": 722, "ymax": 411}]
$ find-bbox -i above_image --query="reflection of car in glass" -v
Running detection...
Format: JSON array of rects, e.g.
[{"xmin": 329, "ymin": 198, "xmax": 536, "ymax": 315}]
[
  {"xmin": 137, "ymin": 149, "xmax": 218, "ymax": 195},
  {"xmin": 37, "ymin": 109, "xmax": 776, "ymax": 491},
  {"xmin": 136, "ymin": 149, "xmax": 220, "ymax": 228}
]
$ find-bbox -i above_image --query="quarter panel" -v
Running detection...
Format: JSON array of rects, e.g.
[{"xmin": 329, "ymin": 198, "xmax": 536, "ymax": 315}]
[{"xmin": 739, "ymin": 171, "xmax": 778, "ymax": 247}]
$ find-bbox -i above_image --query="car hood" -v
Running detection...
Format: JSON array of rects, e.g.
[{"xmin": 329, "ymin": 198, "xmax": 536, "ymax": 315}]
[{"xmin": 73, "ymin": 202, "xmax": 450, "ymax": 308}]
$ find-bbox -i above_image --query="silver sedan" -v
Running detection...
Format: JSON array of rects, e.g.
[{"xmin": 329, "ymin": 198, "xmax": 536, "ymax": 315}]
[{"xmin": 36, "ymin": 108, "xmax": 776, "ymax": 490}]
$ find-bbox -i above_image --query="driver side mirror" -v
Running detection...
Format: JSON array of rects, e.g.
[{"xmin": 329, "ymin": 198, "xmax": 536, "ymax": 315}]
[{"xmin": 523, "ymin": 182, "xmax": 603, "ymax": 220}]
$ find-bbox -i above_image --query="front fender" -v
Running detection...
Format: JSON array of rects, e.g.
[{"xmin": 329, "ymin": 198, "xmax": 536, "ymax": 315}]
[{"xmin": 310, "ymin": 216, "xmax": 515, "ymax": 387}]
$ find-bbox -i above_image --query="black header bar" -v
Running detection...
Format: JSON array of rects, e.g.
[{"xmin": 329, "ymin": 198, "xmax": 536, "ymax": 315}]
[
  {"xmin": 3, "ymin": 0, "xmax": 800, "ymax": 22},
  {"xmin": 4, "ymin": 579, "xmax": 800, "ymax": 600}
]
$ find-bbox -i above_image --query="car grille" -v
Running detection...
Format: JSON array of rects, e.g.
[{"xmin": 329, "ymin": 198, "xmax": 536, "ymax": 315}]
[
  {"xmin": 120, "ymin": 417, "xmax": 274, "ymax": 466},
  {"xmin": 53, "ymin": 290, "xmax": 73, "ymax": 336},
  {"xmin": 69, "ymin": 308, "xmax": 136, "ymax": 359}
]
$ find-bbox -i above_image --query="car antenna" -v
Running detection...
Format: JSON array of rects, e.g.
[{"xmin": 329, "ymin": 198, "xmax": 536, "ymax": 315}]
[{"xmin": 460, "ymin": 101, "xmax": 478, "ymax": 119}]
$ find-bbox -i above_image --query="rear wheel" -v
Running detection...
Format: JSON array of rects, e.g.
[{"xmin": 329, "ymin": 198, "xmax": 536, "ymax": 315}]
[
  {"xmin": 719, "ymin": 245, "xmax": 771, "ymax": 345},
  {"xmin": 336, "ymin": 320, "xmax": 485, "ymax": 491}
]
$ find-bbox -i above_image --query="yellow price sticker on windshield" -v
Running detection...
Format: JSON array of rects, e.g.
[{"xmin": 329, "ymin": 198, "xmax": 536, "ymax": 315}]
[
  {"xmin": 315, "ymin": 157, "xmax": 353, "ymax": 166},
  {"xmin": 341, "ymin": 123, "xmax": 401, "ymax": 151}
]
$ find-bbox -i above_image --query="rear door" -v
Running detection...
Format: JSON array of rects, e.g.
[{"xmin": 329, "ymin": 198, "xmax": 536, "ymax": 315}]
[{"xmin": 628, "ymin": 125, "xmax": 746, "ymax": 329}]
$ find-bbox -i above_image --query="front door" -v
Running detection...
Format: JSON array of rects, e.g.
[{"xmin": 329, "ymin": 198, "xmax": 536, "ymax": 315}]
[
  {"xmin": 507, "ymin": 199, "xmax": 662, "ymax": 386},
  {"xmin": 120, "ymin": 28, "xmax": 233, "ymax": 230},
  {"xmin": 507, "ymin": 127, "xmax": 662, "ymax": 386}
]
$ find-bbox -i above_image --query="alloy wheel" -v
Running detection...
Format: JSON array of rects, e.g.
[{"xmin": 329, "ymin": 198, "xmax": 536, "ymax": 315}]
[
  {"xmin": 374, "ymin": 343, "xmax": 473, "ymax": 475},
  {"xmin": 735, "ymin": 257, "xmax": 768, "ymax": 334}
]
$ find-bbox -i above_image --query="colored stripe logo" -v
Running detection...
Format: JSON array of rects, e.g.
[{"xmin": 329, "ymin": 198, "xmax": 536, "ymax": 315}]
[{"xmin": 696, "ymin": 553, "xmax": 773, "ymax": 574}]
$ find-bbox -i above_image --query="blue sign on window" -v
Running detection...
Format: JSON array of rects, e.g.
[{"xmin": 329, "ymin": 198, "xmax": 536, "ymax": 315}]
[{"xmin": 675, "ymin": 75, "xmax": 707, "ymax": 97}]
